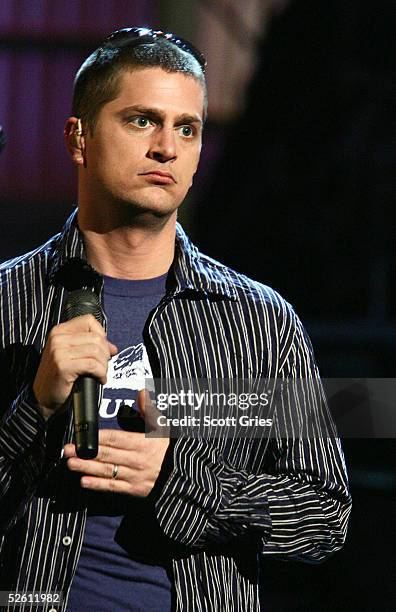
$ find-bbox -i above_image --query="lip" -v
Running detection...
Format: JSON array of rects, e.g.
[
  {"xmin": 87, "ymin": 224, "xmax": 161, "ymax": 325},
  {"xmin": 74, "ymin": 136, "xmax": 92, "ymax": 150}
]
[{"xmin": 140, "ymin": 171, "xmax": 176, "ymax": 184}]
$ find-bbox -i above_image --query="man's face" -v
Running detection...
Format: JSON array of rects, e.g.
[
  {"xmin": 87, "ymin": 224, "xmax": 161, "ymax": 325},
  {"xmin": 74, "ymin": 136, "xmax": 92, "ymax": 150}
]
[{"xmin": 81, "ymin": 67, "xmax": 204, "ymax": 220}]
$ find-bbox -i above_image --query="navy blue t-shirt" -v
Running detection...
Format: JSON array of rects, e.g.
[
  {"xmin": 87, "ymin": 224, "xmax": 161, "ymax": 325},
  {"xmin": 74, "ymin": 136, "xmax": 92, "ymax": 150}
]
[{"xmin": 67, "ymin": 273, "xmax": 172, "ymax": 612}]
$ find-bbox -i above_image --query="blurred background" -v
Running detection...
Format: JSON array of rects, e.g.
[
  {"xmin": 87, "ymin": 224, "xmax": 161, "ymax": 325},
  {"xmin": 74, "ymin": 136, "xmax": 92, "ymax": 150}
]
[{"xmin": 0, "ymin": 1, "xmax": 395, "ymax": 610}]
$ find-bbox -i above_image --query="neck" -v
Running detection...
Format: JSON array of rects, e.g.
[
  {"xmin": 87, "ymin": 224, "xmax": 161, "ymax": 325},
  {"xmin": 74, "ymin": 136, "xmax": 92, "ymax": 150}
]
[{"xmin": 77, "ymin": 207, "xmax": 177, "ymax": 280}]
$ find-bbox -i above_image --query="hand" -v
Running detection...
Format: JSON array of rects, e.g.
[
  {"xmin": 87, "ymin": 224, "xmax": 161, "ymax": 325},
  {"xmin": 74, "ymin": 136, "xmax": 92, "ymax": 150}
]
[
  {"xmin": 33, "ymin": 314, "xmax": 118, "ymax": 421},
  {"xmin": 64, "ymin": 390, "xmax": 170, "ymax": 497}
]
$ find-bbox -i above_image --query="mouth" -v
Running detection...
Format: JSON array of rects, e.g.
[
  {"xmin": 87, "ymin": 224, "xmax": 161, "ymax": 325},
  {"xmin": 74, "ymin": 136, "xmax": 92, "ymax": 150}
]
[{"xmin": 140, "ymin": 171, "xmax": 176, "ymax": 185}]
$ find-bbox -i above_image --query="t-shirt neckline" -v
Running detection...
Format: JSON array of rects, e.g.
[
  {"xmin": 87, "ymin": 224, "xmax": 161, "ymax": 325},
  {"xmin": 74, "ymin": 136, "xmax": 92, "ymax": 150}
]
[{"xmin": 102, "ymin": 272, "xmax": 168, "ymax": 297}]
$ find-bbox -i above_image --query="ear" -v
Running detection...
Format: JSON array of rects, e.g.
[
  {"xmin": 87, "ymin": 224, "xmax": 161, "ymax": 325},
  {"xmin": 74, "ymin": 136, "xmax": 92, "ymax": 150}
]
[{"xmin": 64, "ymin": 117, "xmax": 85, "ymax": 166}]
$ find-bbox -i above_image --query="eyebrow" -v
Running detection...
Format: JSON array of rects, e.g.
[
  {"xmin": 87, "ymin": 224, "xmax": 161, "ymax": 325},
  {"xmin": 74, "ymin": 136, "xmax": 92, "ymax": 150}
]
[{"xmin": 117, "ymin": 105, "xmax": 203, "ymax": 126}]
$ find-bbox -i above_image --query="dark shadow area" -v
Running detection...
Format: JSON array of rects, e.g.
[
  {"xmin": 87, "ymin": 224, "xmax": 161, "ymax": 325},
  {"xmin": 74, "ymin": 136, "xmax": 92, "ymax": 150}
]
[
  {"xmin": 0, "ymin": 200, "xmax": 73, "ymax": 263},
  {"xmin": 260, "ymin": 440, "xmax": 395, "ymax": 611},
  {"xmin": 196, "ymin": 0, "xmax": 395, "ymax": 321},
  {"xmin": 195, "ymin": 1, "xmax": 395, "ymax": 609}
]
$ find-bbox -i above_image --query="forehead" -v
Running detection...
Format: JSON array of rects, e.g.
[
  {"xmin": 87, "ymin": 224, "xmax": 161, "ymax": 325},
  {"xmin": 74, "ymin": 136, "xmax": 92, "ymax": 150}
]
[{"xmin": 105, "ymin": 67, "xmax": 205, "ymax": 119}]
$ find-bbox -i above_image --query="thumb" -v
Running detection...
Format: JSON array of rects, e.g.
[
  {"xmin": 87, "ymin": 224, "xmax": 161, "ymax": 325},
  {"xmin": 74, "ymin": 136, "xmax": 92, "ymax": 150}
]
[
  {"xmin": 137, "ymin": 389, "xmax": 150, "ymax": 418},
  {"xmin": 108, "ymin": 341, "xmax": 118, "ymax": 356},
  {"xmin": 137, "ymin": 389, "xmax": 169, "ymax": 436}
]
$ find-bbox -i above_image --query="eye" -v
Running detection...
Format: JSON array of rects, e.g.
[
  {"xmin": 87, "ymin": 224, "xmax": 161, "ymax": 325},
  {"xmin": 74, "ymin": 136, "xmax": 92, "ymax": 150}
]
[
  {"xmin": 179, "ymin": 125, "xmax": 195, "ymax": 138},
  {"xmin": 131, "ymin": 116, "xmax": 152, "ymax": 128}
]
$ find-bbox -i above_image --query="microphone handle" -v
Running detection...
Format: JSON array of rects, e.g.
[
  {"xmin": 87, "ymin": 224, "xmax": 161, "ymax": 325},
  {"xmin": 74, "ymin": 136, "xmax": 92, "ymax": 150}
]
[
  {"xmin": 72, "ymin": 375, "xmax": 99, "ymax": 459},
  {"xmin": 62, "ymin": 288, "xmax": 104, "ymax": 459}
]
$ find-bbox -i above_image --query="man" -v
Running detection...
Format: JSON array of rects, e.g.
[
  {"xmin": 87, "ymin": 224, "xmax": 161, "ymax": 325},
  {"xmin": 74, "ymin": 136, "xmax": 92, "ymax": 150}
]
[{"xmin": 0, "ymin": 27, "xmax": 351, "ymax": 611}]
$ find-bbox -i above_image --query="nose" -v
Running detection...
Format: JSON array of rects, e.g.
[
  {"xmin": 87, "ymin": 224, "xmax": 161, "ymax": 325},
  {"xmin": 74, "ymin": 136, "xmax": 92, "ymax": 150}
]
[{"xmin": 147, "ymin": 128, "xmax": 177, "ymax": 163}]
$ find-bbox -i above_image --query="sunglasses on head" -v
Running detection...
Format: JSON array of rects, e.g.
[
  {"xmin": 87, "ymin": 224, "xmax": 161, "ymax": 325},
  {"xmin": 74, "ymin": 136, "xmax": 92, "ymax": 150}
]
[{"xmin": 99, "ymin": 27, "xmax": 207, "ymax": 74}]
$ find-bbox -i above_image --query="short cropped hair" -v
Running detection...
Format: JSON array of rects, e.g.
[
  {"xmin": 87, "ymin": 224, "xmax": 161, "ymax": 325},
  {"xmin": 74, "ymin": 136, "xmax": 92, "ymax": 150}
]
[{"xmin": 72, "ymin": 33, "xmax": 207, "ymax": 133}]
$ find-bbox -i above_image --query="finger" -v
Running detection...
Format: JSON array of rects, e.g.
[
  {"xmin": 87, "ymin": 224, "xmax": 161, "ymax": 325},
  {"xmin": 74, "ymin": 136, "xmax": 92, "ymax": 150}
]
[
  {"xmin": 93, "ymin": 444, "xmax": 139, "ymax": 467},
  {"xmin": 80, "ymin": 470, "xmax": 154, "ymax": 497},
  {"xmin": 64, "ymin": 443, "xmax": 136, "ymax": 467},
  {"xmin": 56, "ymin": 314, "xmax": 106, "ymax": 336},
  {"xmin": 80, "ymin": 476, "xmax": 133, "ymax": 495},
  {"xmin": 52, "ymin": 331, "xmax": 111, "ymax": 351},
  {"xmin": 63, "ymin": 443, "xmax": 77, "ymax": 458},
  {"xmin": 108, "ymin": 341, "xmax": 118, "ymax": 356},
  {"xmin": 137, "ymin": 389, "xmax": 170, "ymax": 435},
  {"xmin": 50, "ymin": 327, "xmax": 117, "ymax": 361},
  {"xmin": 67, "ymin": 456, "xmax": 134, "ymax": 480},
  {"xmin": 99, "ymin": 428, "xmax": 144, "ymax": 450},
  {"xmin": 137, "ymin": 389, "xmax": 148, "ymax": 417},
  {"xmin": 137, "ymin": 389, "xmax": 159, "ymax": 423},
  {"xmin": 48, "ymin": 342, "xmax": 110, "ymax": 384},
  {"xmin": 65, "ymin": 341, "xmax": 111, "ymax": 363},
  {"xmin": 62, "ymin": 356, "xmax": 108, "ymax": 385}
]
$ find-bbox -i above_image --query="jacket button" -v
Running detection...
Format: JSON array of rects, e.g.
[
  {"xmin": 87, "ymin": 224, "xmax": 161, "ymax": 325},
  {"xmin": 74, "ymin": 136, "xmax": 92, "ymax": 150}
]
[{"xmin": 62, "ymin": 535, "xmax": 72, "ymax": 546}]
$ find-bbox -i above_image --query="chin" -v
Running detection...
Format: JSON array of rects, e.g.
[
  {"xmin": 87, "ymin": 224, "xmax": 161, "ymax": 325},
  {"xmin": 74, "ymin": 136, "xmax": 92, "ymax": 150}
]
[
  {"xmin": 122, "ymin": 190, "xmax": 182, "ymax": 214},
  {"xmin": 115, "ymin": 198, "xmax": 178, "ymax": 226}
]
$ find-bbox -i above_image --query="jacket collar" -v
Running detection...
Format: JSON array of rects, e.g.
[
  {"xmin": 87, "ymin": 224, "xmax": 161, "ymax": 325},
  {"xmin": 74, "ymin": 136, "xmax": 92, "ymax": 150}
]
[{"xmin": 48, "ymin": 208, "xmax": 237, "ymax": 300}]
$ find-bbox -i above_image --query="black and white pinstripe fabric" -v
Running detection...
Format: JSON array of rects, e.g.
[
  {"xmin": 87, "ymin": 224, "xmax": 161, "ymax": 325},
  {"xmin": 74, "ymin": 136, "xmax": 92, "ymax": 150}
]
[{"xmin": 0, "ymin": 210, "xmax": 351, "ymax": 611}]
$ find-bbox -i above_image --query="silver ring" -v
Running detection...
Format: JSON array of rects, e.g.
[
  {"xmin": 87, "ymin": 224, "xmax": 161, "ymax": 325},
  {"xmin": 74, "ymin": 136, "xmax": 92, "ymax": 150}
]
[{"xmin": 111, "ymin": 464, "xmax": 119, "ymax": 479}]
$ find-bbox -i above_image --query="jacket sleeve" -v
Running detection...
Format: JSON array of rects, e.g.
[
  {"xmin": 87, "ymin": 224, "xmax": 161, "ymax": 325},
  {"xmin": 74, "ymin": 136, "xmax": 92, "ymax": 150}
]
[
  {"xmin": 153, "ymin": 316, "xmax": 352, "ymax": 563},
  {"xmin": 0, "ymin": 379, "xmax": 47, "ymax": 533}
]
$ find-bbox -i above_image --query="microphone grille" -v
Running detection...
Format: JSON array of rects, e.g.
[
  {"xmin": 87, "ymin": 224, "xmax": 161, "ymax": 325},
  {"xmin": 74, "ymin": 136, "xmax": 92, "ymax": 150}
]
[{"xmin": 63, "ymin": 289, "xmax": 103, "ymax": 324}]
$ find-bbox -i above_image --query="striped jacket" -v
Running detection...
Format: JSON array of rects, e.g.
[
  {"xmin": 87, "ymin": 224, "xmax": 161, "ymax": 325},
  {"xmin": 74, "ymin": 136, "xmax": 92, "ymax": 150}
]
[{"xmin": 0, "ymin": 210, "xmax": 351, "ymax": 611}]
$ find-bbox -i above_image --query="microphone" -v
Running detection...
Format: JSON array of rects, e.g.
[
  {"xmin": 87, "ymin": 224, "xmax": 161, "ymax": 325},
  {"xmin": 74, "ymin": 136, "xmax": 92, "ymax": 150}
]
[{"xmin": 62, "ymin": 289, "xmax": 104, "ymax": 459}]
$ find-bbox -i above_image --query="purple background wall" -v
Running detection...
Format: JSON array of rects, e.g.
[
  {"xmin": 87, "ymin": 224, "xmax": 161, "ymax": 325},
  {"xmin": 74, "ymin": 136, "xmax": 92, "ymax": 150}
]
[{"xmin": 0, "ymin": 0, "xmax": 156, "ymax": 204}]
